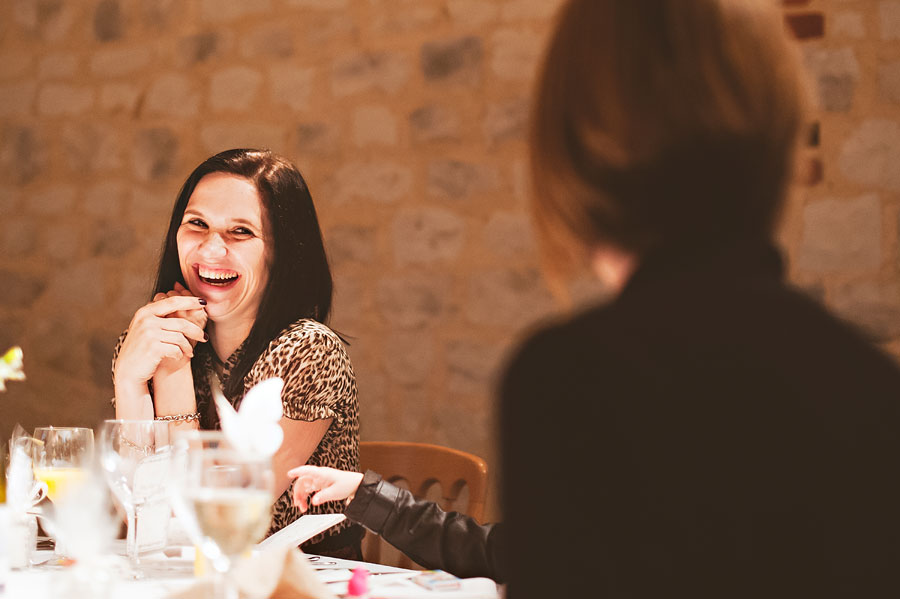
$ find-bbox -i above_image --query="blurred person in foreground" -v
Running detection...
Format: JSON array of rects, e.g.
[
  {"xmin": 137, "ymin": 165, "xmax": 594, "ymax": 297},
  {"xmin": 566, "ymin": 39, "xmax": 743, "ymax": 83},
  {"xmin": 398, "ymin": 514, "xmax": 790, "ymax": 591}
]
[
  {"xmin": 500, "ymin": 0, "xmax": 900, "ymax": 598},
  {"xmin": 294, "ymin": 1, "xmax": 900, "ymax": 596}
]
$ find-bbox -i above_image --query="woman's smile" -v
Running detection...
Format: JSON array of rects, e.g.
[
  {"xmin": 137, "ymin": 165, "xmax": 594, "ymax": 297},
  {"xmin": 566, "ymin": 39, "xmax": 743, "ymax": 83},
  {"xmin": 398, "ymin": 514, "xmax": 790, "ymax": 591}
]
[{"xmin": 195, "ymin": 264, "xmax": 241, "ymax": 288}]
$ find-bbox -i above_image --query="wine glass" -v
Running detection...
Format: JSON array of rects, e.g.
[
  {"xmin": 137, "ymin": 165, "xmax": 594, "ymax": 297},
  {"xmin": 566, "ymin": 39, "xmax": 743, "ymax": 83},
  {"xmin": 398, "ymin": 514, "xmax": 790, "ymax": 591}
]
[
  {"xmin": 98, "ymin": 420, "xmax": 172, "ymax": 572},
  {"xmin": 170, "ymin": 438, "xmax": 274, "ymax": 599},
  {"xmin": 31, "ymin": 426, "xmax": 94, "ymax": 557}
]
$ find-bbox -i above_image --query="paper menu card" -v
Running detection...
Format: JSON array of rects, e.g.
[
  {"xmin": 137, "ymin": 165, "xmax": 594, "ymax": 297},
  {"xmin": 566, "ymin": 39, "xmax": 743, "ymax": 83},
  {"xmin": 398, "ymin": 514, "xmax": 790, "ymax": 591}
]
[{"xmin": 257, "ymin": 513, "xmax": 346, "ymax": 552}]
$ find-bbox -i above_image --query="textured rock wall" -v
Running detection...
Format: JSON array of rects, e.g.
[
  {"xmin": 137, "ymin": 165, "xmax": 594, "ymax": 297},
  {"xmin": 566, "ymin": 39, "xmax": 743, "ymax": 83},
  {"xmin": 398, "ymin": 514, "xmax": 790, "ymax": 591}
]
[
  {"xmin": 1, "ymin": 0, "xmax": 898, "ymax": 520},
  {"xmin": 787, "ymin": 1, "xmax": 900, "ymax": 356}
]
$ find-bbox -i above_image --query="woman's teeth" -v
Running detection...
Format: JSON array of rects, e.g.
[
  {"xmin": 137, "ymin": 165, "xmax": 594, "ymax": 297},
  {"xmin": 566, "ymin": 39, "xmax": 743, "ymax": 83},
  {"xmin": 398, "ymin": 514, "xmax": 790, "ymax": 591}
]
[{"xmin": 198, "ymin": 267, "xmax": 239, "ymax": 286}]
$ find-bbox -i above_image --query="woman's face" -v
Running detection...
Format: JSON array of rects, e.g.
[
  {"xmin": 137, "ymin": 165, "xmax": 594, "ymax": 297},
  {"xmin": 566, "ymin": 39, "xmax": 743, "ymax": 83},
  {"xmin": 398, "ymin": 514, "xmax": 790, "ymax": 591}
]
[{"xmin": 177, "ymin": 172, "xmax": 272, "ymax": 328}]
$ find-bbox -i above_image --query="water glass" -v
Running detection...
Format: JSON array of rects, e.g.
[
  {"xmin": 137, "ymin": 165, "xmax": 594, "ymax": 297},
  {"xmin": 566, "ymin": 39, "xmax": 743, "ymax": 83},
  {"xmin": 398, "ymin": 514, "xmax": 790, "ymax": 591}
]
[
  {"xmin": 170, "ymin": 438, "xmax": 273, "ymax": 599},
  {"xmin": 99, "ymin": 420, "xmax": 172, "ymax": 567},
  {"xmin": 31, "ymin": 426, "xmax": 94, "ymax": 557}
]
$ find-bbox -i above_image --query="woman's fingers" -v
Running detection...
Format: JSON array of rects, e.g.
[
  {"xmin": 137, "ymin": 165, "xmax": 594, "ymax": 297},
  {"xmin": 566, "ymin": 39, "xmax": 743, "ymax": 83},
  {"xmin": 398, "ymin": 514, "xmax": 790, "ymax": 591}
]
[
  {"xmin": 158, "ymin": 317, "xmax": 206, "ymax": 343},
  {"xmin": 155, "ymin": 287, "xmax": 208, "ymax": 342},
  {"xmin": 144, "ymin": 295, "xmax": 206, "ymax": 317},
  {"xmin": 116, "ymin": 293, "xmax": 208, "ymax": 387},
  {"xmin": 158, "ymin": 330, "xmax": 195, "ymax": 359},
  {"xmin": 180, "ymin": 308, "xmax": 208, "ymax": 332}
]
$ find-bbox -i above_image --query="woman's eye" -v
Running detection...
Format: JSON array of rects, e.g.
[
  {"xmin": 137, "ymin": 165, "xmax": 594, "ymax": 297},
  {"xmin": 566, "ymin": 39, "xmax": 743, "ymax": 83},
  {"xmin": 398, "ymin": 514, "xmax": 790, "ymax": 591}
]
[
  {"xmin": 185, "ymin": 218, "xmax": 207, "ymax": 228},
  {"xmin": 232, "ymin": 227, "xmax": 254, "ymax": 237}
]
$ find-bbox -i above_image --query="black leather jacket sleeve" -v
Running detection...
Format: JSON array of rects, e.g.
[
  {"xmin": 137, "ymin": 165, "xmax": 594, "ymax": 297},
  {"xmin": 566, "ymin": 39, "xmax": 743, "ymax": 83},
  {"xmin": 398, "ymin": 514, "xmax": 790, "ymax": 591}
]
[{"xmin": 344, "ymin": 470, "xmax": 506, "ymax": 583}]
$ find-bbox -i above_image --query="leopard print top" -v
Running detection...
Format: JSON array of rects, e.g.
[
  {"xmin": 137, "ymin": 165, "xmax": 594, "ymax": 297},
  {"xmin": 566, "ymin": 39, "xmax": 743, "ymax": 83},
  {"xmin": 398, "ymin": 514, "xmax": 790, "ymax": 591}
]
[{"xmin": 113, "ymin": 318, "xmax": 361, "ymax": 550}]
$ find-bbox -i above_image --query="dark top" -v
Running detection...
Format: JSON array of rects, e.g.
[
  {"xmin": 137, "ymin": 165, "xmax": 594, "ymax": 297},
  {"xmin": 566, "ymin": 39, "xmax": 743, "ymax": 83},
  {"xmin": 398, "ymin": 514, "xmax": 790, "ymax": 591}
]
[
  {"xmin": 500, "ymin": 241, "xmax": 900, "ymax": 599},
  {"xmin": 345, "ymin": 470, "xmax": 506, "ymax": 582}
]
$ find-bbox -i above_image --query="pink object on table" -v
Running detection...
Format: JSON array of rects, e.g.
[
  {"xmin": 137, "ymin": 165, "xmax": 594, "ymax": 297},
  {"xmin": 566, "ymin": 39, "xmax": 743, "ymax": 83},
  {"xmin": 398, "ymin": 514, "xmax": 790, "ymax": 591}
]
[{"xmin": 347, "ymin": 566, "xmax": 369, "ymax": 597}]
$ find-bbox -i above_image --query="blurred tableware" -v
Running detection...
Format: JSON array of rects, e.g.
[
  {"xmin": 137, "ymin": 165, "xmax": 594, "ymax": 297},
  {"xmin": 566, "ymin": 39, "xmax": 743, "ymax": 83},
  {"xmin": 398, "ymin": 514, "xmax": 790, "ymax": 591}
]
[
  {"xmin": 31, "ymin": 426, "xmax": 94, "ymax": 557},
  {"xmin": 4, "ymin": 436, "xmax": 46, "ymax": 570},
  {"xmin": 31, "ymin": 427, "xmax": 94, "ymax": 503},
  {"xmin": 99, "ymin": 420, "xmax": 172, "ymax": 570},
  {"xmin": 0, "ymin": 504, "xmax": 9, "ymax": 584},
  {"xmin": 170, "ymin": 439, "xmax": 274, "ymax": 599},
  {"xmin": 1, "ymin": 442, "xmax": 6, "ymax": 504}
]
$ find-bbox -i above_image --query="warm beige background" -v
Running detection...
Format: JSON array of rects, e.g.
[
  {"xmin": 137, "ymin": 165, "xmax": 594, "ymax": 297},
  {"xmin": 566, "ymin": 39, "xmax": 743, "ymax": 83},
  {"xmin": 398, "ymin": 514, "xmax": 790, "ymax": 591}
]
[{"xmin": 2, "ymin": 0, "xmax": 899, "ymax": 522}]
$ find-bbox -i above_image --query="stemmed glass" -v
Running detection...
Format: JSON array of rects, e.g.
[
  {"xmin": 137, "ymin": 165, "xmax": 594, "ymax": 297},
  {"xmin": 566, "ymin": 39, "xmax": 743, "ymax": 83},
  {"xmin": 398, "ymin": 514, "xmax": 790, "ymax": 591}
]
[
  {"xmin": 170, "ymin": 436, "xmax": 274, "ymax": 599},
  {"xmin": 31, "ymin": 426, "xmax": 95, "ymax": 557},
  {"xmin": 98, "ymin": 420, "xmax": 172, "ymax": 572}
]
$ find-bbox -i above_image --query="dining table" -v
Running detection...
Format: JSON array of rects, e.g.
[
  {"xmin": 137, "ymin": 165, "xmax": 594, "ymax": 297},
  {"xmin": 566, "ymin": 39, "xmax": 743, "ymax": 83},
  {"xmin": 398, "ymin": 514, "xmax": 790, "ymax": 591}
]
[{"xmin": 4, "ymin": 539, "xmax": 502, "ymax": 599}]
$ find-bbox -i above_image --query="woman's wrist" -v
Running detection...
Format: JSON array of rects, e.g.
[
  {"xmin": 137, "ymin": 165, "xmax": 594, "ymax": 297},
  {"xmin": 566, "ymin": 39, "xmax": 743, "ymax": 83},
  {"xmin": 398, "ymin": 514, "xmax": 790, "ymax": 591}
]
[
  {"xmin": 155, "ymin": 357, "xmax": 192, "ymax": 379},
  {"xmin": 152, "ymin": 365, "xmax": 197, "ymax": 416},
  {"xmin": 113, "ymin": 380, "xmax": 154, "ymax": 420}
]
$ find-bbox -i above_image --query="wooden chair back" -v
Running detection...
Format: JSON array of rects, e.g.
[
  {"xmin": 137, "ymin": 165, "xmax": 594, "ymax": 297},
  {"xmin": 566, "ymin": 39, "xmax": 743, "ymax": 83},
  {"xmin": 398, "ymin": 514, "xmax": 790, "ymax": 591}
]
[{"xmin": 358, "ymin": 441, "xmax": 489, "ymax": 569}]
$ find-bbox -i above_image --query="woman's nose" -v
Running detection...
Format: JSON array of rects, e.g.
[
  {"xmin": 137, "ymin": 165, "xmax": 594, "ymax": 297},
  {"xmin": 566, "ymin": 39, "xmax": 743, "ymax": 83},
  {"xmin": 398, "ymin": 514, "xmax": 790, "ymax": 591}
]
[{"xmin": 198, "ymin": 232, "xmax": 227, "ymax": 258}]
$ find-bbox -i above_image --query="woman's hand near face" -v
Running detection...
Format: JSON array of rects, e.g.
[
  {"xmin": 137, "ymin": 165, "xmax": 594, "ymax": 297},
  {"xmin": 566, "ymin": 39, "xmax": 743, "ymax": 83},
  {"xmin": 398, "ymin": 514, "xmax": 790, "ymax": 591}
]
[
  {"xmin": 154, "ymin": 282, "xmax": 208, "ymax": 374},
  {"xmin": 114, "ymin": 295, "xmax": 207, "ymax": 390},
  {"xmin": 161, "ymin": 282, "xmax": 207, "ymax": 335}
]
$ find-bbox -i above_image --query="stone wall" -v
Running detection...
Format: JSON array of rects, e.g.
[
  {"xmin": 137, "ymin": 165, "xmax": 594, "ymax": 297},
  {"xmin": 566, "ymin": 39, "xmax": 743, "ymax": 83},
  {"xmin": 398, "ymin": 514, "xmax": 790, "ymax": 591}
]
[
  {"xmin": 1, "ymin": 0, "xmax": 899, "ymax": 521},
  {"xmin": 786, "ymin": 1, "xmax": 900, "ymax": 361}
]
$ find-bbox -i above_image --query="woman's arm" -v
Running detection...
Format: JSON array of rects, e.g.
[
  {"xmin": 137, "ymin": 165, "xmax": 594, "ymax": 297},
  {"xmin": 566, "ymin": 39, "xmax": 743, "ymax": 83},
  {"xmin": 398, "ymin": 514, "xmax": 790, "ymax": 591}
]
[
  {"xmin": 272, "ymin": 417, "xmax": 333, "ymax": 495},
  {"xmin": 113, "ymin": 294, "xmax": 206, "ymax": 418},
  {"xmin": 150, "ymin": 284, "xmax": 207, "ymax": 430},
  {"xmin": 151, "ymin": 363, "xmax": 200, "ymax": 432},
  {"xmin": 257, "ymin": 322, "xmax": 354, "ymax": 496}
]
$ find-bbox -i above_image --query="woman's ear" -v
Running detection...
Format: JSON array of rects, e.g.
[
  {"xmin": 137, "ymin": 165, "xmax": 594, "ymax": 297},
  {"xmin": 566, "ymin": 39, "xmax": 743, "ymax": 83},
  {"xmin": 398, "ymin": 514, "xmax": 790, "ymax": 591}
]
[{"xmin": 590, "ymin": 245, "xmax": 638, "ymax": 294}]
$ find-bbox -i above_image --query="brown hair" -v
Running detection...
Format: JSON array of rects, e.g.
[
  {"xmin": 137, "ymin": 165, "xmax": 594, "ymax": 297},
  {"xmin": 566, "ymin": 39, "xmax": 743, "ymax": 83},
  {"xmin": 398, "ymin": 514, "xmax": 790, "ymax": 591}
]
[{"xmin": 530, "ymin": 0, "xmax": 811, "ymax": 285}]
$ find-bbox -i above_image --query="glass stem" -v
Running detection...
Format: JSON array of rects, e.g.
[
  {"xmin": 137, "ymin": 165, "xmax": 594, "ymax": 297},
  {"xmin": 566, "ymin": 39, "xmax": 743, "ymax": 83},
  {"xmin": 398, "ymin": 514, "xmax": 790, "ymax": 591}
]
[
  {"xmin": 212, "ymin": 562, "xmax": 238, "ymax": 599},
  {"xmin": 125, "ymin": 506, "xmax": 139, "ymax": 564}
]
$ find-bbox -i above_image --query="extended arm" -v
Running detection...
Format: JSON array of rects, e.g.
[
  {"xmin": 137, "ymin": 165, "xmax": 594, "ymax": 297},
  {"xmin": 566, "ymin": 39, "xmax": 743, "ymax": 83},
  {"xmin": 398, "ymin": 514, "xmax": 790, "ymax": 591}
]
[{"xmin": 290, "ymin": 466, "xmax": 506, "ymax": 582}]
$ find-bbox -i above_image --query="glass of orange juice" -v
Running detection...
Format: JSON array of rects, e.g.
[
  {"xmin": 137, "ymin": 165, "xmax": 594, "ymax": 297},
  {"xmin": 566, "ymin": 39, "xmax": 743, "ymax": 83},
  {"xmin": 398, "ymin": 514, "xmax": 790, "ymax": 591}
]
[{"xmin": 31, "ymin": 426, "xmax": 95, "ymax": 556}]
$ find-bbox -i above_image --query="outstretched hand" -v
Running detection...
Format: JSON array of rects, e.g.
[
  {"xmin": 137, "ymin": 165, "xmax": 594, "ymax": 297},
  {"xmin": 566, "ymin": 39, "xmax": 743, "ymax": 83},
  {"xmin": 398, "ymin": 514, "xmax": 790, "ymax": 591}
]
[{"xmin": 288, "ymin": 465, "xmax": 364, "ymax": 512}]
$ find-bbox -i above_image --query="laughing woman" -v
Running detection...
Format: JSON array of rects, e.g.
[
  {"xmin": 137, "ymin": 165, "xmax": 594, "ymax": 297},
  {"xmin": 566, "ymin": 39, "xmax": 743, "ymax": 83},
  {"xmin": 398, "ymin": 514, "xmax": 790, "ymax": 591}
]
[{"xmin": 112, "ymin": 149, "xmax": 363, "ymax": 559}]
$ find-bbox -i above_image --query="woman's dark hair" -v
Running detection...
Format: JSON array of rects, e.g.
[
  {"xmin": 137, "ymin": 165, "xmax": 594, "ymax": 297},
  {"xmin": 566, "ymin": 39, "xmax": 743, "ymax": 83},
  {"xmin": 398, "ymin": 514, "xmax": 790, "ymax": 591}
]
[{"xmin": 154, "ymin": 148, "xmax": 333, "ymax": 396}]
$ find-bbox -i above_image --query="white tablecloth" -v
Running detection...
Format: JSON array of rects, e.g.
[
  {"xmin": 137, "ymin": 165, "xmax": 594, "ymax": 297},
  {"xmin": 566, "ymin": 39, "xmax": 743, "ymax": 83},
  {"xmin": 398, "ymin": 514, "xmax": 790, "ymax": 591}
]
[{"xmin": 6, "ymin": 546, "xmax": 501, "ymax": 599}]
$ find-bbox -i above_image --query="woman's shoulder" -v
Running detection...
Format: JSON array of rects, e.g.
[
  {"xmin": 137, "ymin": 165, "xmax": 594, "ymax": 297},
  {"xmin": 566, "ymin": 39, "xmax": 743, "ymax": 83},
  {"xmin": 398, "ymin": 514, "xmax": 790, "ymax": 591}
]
[
  {"xmin": 272, "ymin": 319, "xmax": 344, "ymax": 347},
  {"xmin": 251, "ymin": 319, "xmax": 356, "ymax": 401},
  {"xmin": 260, "ymin": 319, "xmax": 348, "ymax": 364}
]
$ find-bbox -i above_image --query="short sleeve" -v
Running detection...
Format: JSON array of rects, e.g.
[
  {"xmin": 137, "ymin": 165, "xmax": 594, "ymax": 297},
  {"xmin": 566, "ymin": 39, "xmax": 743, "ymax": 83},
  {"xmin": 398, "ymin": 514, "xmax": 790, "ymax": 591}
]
[{"xmin": 248, "ymin": 321, "xmax": 354, "ymax": 422}]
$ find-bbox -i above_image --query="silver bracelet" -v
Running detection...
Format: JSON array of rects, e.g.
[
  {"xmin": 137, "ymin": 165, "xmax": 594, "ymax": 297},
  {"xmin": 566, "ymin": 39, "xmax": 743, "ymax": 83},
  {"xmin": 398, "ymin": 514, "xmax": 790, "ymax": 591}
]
[{"xmin": 155, "ymin": 412, "xmax": 200, "ymax": 423}]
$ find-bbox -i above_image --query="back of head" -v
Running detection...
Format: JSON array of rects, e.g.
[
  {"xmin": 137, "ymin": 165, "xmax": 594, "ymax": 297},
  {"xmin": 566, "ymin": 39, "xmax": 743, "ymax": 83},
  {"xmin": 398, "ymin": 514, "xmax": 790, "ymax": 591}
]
[{"xmin": 531, "ymin": 0, "xmax": 811, "ymax": 278}]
